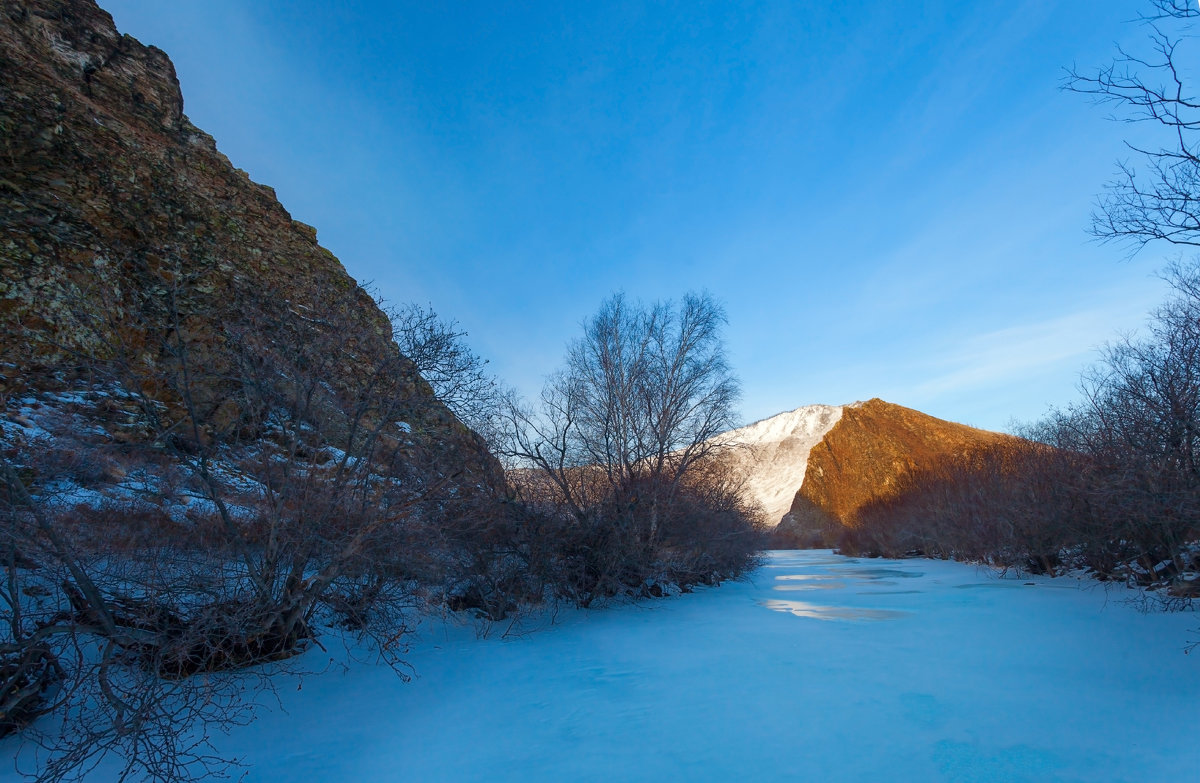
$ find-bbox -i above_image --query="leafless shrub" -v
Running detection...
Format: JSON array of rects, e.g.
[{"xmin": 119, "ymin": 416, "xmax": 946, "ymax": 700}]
[
  {"xmin": 842, "ymin": 442, "xmax": 1090, "ymax": 573},
  {"xmin": 845, "ymin": 262, "xmax": 1200, "ymax": 588},
  {"xmin": 1, "ymin": 257, "xmax": 497, "ymax": 780},
  {"xmin": 495, "ymin": 292, "xmax": 763, "ymax": 604},
  {"xmin": 387, "ymin": 302, "xmax": 503, "ymax": 442}
]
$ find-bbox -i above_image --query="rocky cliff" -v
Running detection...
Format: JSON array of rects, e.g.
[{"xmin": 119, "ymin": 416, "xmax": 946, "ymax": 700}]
[
  {"xmin": 777, "ymin": 399, "xmax": 1018, "ymax": 546},
  {"xmin": 0, "ymin": 0, "xmax": 497, "ymax": 487}
]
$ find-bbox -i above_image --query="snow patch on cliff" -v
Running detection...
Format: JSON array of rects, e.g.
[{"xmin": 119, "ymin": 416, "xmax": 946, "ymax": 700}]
[{"xmin": 722, "ymin": 404, "xmax": 844, "ymax": 525}]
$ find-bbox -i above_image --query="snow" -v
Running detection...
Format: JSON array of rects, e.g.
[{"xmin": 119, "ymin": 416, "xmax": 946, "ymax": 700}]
[
  {"xmin": 1, "ymin": 408, "xmax": 53, "ymax": 443},
  {"xmin": 721, "ymin": 404, "xmax": 843, "ymax": 524},
  {"xmin": 318, "ymin": 445, "xmax": 349, "ymax": 465},
  {"xmin": 31, "ymin": 550, "xmax": 1195, "ymax": 782}
]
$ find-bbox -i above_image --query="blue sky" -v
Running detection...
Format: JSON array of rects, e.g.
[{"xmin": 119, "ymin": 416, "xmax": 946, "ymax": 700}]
[{"xmin": 103, "ymin": 0, "xmax": 1175, "ymax": 431}]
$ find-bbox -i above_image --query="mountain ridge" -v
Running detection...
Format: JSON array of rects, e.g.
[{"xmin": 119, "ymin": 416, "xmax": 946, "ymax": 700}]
[{"xmin": 718, "ymin": 398, "xmax": 1020, "ymax": 545}]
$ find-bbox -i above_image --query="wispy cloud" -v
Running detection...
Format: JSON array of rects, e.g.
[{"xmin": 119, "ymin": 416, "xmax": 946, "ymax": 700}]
[{"xmin": 912, "ymin": 296, "xmax": 1158, "ymax": 400}]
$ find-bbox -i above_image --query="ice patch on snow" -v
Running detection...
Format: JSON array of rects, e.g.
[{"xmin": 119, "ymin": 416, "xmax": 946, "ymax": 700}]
[{"xmin": 762, "ymin": 598, "xmax": 911, "ymax": 621}]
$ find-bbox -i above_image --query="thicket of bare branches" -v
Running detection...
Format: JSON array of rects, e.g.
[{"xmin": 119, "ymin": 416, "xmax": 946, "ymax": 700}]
[
  {"xmin": 495, "ymin": 292, "xmax": 765, "ymax": 604},
  {"xmin": 1036, "ymin": 260, "xmax": 1200, "ymax": 578},
  {"xmin": 841, "ymin": 263, "xmax": 1200, "ymax": 594},
  {"xmin": 842, "ymin": 445, "xmax": 1092, "ymax": 572},
  {"xmin": 1066, "ymin": 0, "xmax": 1200, "ymax": 252},
  {"xmin": 0, "ymin": 257, "xmax": 500, "ymax": 780},
  {"xmin": 2, "ymin": 281, "xmax": 766, "ymax": 780},
  {"xmin": 388, "ymin": 302, "xmax": 503, "ymax": 442}
]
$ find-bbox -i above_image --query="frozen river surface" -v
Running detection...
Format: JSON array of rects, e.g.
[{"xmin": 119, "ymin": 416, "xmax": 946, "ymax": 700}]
[{"xmin": 152, "ymin": 552, "xmax": 1200, "ymax": 781}]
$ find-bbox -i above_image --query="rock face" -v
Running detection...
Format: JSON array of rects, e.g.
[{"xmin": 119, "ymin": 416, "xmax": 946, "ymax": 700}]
[
  {"xmin": 715, "ymin": 404, "xmax": 844, "ymax": 524},
  {"xmin": 0, "ymin": 0, "xmax": 497, "ymax": 486},
  {"xmin": 778, "ymin": 399, "xmax": 1017, "ymax": 546}
]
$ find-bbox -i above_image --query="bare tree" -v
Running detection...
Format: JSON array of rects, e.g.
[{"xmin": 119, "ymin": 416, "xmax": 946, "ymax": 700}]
[
  {"xmin": 1066, "ymin": 0, "xmax": 1200, "ymax": 251},
  {"xmin": 502, "ymin": 293, "xmax": 738, "ymax": 517},
  {"xmin": 498, "ymin": 292, "xmax": 758, "ymax": 601},
  {"xmin": 388, "ymin": 302, "xmax": 501, "ymax": 441},
  {"xmin": 1044, "ymin": 261, "xmax": 1200, "ymax": 569}
]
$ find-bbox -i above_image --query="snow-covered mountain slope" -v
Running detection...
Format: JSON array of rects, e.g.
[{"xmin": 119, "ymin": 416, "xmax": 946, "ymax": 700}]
[{"xmin": 718, "ymin": 404, "xmax": 844, "ymax": 525}]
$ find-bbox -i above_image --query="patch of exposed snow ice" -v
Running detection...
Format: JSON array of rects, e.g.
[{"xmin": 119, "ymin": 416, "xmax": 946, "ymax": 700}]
[
  {"xmin": 1, "ymin": 414, "xmax": 52, "ymax": 443},
  {"xmin": 720, "ymin": 404, "xmax": 843, "ymax": 525},
  {"xmin": 319, "ymin": 445, "xmax": 349, "ymax": 466},
  {"xmin": 41, "ymin": 391, "xmax": 95, "ymax": 405},
  {"xmin": 761, "ymin": 597, "xmax": 911, "ymax": 621},
  {"xmin": 39, "ymin": 479, "xmax": 109, "ymax": 508}
]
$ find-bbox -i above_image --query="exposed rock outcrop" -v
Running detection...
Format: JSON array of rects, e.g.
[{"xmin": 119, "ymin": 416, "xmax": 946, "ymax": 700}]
[{"xmin": 0, "ymin": 0, "xmax": 497, "ymax": 486}]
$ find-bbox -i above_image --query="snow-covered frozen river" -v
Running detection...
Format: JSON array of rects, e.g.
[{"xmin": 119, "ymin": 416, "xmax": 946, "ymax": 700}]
[{"xmin": 89, "ymin": 551, "xmax": 1200, "ymax": 781}]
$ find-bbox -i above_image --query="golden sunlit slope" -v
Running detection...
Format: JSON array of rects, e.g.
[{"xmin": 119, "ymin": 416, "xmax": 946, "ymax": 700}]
[{"xmin": 778, "ymin": 399, "xmax": 1021, "ymax": 546}]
